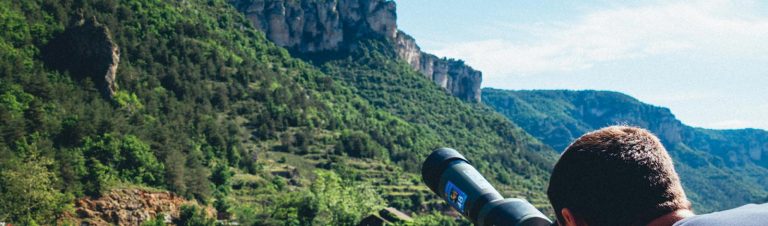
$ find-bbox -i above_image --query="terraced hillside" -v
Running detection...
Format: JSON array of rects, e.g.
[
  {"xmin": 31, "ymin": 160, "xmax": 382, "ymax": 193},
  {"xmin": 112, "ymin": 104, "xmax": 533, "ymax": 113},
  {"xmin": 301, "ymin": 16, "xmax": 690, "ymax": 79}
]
[{"xmin": 0, "ymin": 0, "xmax": 555, "ymax": 224}]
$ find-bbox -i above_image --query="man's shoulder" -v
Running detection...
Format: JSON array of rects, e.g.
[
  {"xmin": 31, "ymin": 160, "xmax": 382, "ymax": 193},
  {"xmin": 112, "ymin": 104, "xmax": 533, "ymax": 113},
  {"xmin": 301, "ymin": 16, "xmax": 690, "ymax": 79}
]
[{"xmin": 673, "ymin": 203, "xmax": 768, "ymax": 226}]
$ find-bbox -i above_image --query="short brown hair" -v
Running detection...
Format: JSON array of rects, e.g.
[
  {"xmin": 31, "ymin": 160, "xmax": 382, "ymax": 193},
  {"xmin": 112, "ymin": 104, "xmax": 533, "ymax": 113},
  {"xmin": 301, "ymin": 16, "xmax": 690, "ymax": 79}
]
[{"xmin": 547, "ymin": 126, "xmax": 690, "ymax": 226}]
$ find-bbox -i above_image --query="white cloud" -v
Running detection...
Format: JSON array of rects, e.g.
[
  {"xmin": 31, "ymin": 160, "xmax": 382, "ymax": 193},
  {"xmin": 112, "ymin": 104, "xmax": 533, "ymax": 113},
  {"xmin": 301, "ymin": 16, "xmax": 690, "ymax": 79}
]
[{"xmin": 430, "ymin": 0, "xmax": 768, "ymax": 78}]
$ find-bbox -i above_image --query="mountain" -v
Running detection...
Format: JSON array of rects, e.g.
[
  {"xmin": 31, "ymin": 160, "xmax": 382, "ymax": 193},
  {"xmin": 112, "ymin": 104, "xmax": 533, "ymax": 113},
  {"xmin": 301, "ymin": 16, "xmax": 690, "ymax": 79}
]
[
  {"xmin": 230, "ymin": 0, "xmax": 483, "ymax": 102},
  {"xmin": 483, "ymin": 88, "xmax": 768, "ymax": 213},
  {"xmin": 0, "ymin": 0, "xmax": 554, "ymax": 225},
  {"xmin": 229, "ymin": 0, "xmax": 560, "ymax": 202},
  {"xmin": 228, "ymin": 0, "xmax": 560, "ymax": 208}
]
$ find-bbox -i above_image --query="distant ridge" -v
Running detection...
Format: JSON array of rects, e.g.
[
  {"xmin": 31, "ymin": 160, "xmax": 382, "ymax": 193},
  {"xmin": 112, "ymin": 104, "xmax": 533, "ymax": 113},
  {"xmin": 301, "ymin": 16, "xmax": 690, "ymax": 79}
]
[{"xmin": 483, "ymin": 88, "xmax": 768, "ymax": 212}]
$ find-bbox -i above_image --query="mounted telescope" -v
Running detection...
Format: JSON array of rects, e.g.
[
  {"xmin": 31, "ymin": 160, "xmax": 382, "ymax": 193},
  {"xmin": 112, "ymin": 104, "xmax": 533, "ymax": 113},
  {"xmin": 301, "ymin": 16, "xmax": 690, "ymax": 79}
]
[{"xmin": 422, "ymin": 148, "xmax": 553, "ymax": 226}]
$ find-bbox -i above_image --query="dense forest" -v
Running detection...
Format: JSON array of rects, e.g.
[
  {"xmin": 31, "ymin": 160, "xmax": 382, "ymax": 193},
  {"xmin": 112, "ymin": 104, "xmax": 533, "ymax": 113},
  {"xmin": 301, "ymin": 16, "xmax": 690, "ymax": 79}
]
[{"xmin": 0, "ymin": 0, "xmax": 556, "ymax": 225}]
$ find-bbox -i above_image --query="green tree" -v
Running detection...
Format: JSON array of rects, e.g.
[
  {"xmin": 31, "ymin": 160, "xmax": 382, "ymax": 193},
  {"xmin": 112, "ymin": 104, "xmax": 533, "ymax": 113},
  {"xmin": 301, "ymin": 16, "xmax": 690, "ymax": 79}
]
[
  {"xmin": 185, "ymin": 145, "xmax": 212, "ymax": 202},
  {"xmin": 78, "ymin": 134, "xmax": 165, "ymax": 195},
  {"xmin": 165, "ymin": 148, "xmax": 188, "ymax": 195},
  {"xmin": 336, "ymin": 130, "xmax": 384, "ymax": 159},
  {"xmin": 211, "ymin": 162, "xmax": 234, "ymax": 218},
  {"xmin": 211, "ymin": 162, "xmax": 233, "ymax": 188},
  {"xmin": 0, "ymin": 149, "xmax": 68, "ymax": 224},
  {"xmin": 308, "ymin": 170, "xmax": 386, "ymax": 225},
  {"xmin": 119, "ymin": 135, "xmax": 165, "ymax": 184},
  {"xmin": 175, "ymin": 205, "xmax": 216, "ymax": 226},
  {"xmin": 141, "ymin": 214, "xmax": 168, "ymax": 226}
]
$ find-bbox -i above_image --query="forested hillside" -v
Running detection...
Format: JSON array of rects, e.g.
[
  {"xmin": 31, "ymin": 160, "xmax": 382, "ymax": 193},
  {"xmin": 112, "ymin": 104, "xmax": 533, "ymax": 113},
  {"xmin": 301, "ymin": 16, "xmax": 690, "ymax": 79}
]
[
  {"xmin": 0, "ymin": 0, "xmax": 556, "ymax": 225},
  {"xmin": 483, "ymin": 88, "xmax": 768, "ymax": 213},
  {"xmin": 312, "ymin": 39, "xmax": 560, "ymax": 208}
]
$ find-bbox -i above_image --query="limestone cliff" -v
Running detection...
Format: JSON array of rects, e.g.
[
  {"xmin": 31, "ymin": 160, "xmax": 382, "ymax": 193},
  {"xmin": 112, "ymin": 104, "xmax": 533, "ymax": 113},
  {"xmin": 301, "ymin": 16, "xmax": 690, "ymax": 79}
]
[
  {"xmin": 395, "ymin": 31, "xmax": 481, "ymax": 102},
  {"xmin": 61, "ymin": 189, "xmax": 212, "ymax": 226},
  {"xmin": 230, "ymin": 0, "xmax": 482, "ymax": 102}
]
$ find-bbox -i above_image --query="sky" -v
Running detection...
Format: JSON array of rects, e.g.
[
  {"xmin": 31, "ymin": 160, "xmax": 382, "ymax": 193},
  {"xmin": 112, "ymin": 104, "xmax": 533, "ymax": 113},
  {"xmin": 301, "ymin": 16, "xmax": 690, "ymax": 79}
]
[{"xmin": 395, "ymin": 0, "xmax": 768, "ymax": 130}]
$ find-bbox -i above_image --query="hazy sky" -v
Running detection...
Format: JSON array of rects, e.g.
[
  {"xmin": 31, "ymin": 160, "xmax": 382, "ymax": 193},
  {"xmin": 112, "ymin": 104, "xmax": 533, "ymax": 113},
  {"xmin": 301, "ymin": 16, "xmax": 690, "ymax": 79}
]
[{"xmin": 395, "ymin": 0, "xmax": 768, "ymax": 130}]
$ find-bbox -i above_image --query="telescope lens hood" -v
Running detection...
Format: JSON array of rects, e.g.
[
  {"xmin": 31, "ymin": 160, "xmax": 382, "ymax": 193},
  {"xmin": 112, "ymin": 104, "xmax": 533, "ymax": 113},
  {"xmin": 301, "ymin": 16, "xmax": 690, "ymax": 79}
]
[{"xmin": 421, "ymin": 147, "xmax": 470, "ymax": 194}]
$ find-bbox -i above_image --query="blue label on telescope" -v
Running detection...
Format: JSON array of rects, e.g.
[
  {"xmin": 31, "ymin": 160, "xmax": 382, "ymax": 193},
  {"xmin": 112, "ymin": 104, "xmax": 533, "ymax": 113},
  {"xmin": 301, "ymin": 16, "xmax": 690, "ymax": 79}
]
[{"xmin": 444, "ymin": 181, "xmax": 467, "ymax": 213}]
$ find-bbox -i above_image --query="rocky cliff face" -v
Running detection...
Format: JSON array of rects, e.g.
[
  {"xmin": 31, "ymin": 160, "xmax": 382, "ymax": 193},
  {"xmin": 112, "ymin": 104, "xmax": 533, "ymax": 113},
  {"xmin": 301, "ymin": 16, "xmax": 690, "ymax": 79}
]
[
  {"xmin": 62, "ymin": 189, "xmax": 210, "ymax": 226},
  {"xmin": 230, "ymin": 0, "xmax": 482, "ymax": 102},
  {"xmin": 394, "ymin": 31, "xmax": 482, "ymax": 102}
]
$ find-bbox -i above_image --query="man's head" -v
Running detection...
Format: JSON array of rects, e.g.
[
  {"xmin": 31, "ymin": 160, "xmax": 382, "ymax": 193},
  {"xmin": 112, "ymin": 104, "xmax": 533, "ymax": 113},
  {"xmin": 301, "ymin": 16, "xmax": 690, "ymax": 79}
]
[{"xmin": 547, "ymin": 126, "xmax": 691, "ymax": 226}]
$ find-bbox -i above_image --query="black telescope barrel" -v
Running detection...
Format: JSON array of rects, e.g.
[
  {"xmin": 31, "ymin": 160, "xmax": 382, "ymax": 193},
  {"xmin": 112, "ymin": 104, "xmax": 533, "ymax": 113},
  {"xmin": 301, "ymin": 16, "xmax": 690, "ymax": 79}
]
[
  {"xmin": 422, "ymin": 148, "xmax": 553, "ymax": 226},
  {"xmin": 422, "ymin": 147, "xmax": 470, "ymax": 193}
]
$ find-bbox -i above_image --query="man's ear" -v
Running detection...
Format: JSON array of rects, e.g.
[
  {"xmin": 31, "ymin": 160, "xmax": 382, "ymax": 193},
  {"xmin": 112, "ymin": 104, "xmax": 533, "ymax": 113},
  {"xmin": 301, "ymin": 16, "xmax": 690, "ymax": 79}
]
[{"xmin": 560, "ymin": 208, "xmax": 586, "ymax": 226}]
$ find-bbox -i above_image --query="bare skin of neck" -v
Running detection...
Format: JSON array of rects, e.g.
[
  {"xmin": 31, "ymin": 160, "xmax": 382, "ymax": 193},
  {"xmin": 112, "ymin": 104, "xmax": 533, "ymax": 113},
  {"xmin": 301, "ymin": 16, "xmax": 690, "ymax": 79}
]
[{"xmin": 646, "ymin": 209, "xmax": 696, "ymax": 226}]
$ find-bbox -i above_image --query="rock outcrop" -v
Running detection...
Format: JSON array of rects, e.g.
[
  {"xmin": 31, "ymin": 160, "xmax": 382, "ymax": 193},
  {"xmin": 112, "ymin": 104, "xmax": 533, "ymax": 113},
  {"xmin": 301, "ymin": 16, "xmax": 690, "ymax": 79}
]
[
  {"xmin": 43, "ymin": 17, "xmax": 119, "ymax": 97},
  {"xmin": 232, "ymin": 0, "xmax": 397, "ymax": 52},
  {"xmin": 62, "ymin": 189, "xmax": 206, "ymax": 226},
  {"xmin": 395, "ymin": 31, "xmax": 482, "ymax": 102},
  {"xmin": 231, "ymin": 0, "xmax": 482, "ymax": 102}
]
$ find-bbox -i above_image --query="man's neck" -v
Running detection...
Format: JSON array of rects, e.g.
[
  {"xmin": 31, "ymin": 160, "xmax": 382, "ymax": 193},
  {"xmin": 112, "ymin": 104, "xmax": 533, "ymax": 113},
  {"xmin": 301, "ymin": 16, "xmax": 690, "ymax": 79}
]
[{"xmin": 646, "ymin": 209, "xmax": 696, "ymax": 226}]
